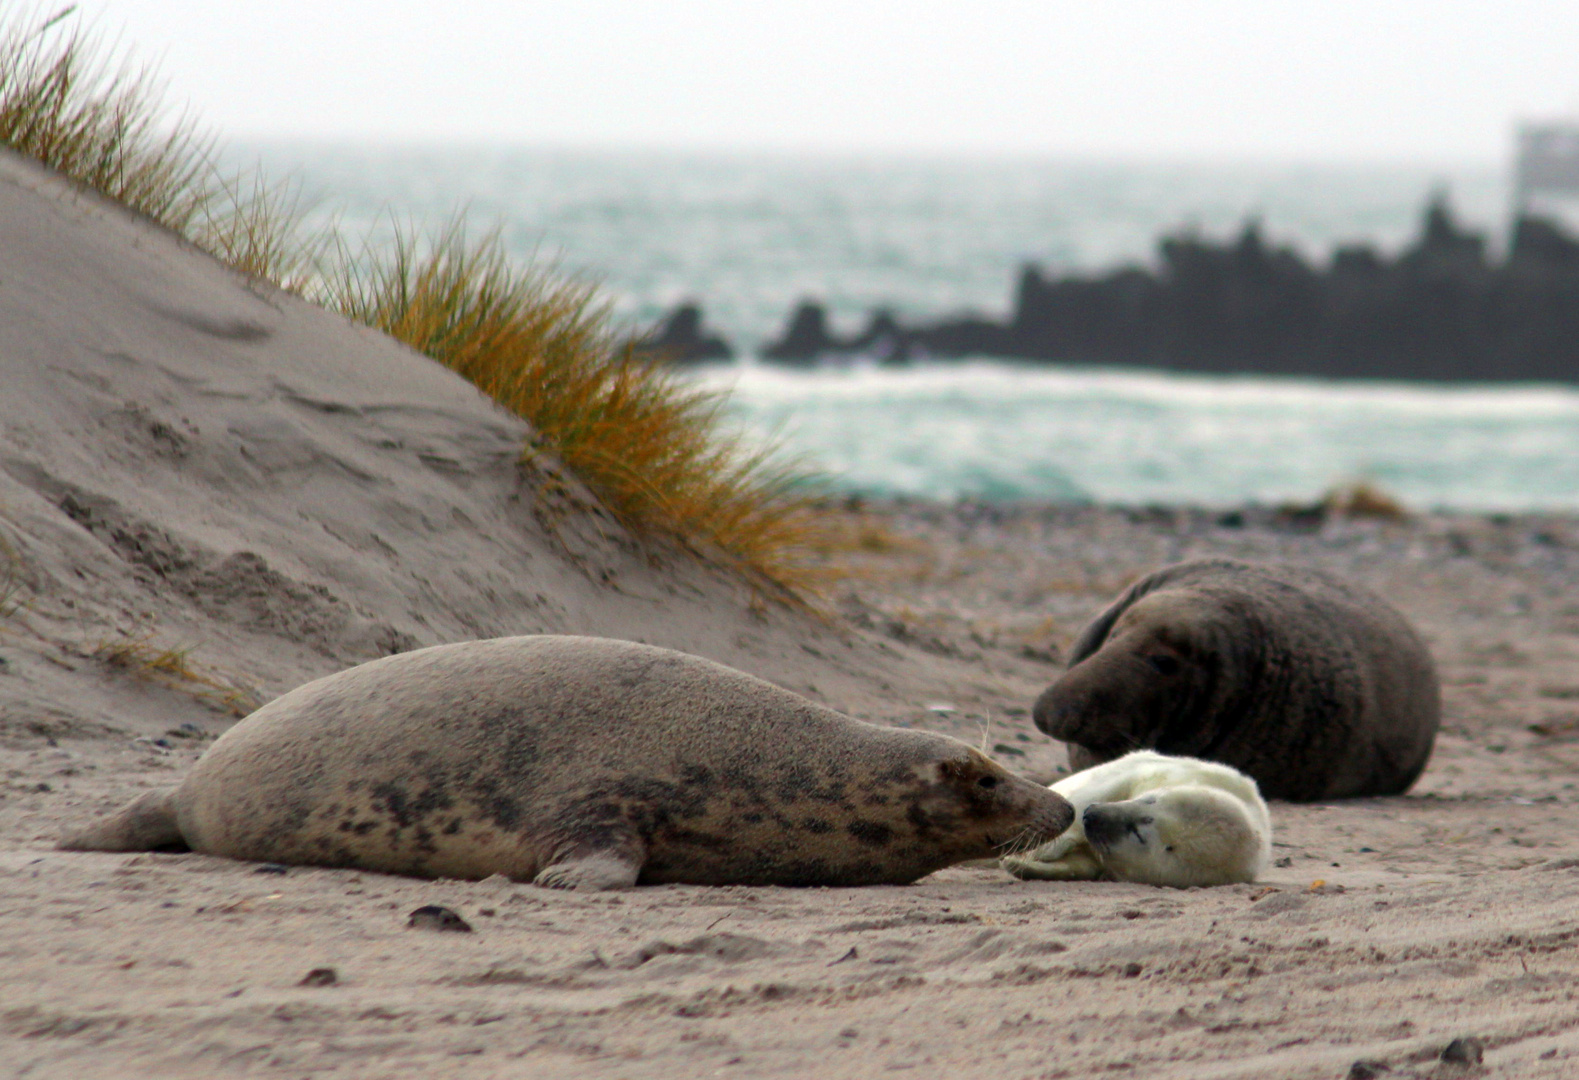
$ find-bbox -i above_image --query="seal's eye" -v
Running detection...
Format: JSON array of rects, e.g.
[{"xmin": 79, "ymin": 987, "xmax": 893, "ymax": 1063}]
[
  {"xmin": 977, "ymin": 775, "xmax": 999, "ymax": 790},
  {"xmin": 1147, "ymin": 654, "xmax": 1181, "ymax": 676}
]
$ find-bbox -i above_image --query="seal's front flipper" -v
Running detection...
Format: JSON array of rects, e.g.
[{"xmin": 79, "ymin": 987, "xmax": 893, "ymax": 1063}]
[
  {"xmin": 58, "ymin": 790, "xmax": 185, "ymax": 852},
  {"xmin": 1001, "ymin": 835, "xmax": 1104, "ymax": 881},
  {"xmin": 534, "ymin": 838, "xmax": 645, "ymax": 891}
]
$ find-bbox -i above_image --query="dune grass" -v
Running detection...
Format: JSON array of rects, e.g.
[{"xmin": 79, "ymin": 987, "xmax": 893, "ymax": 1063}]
[
  {"xmin": 0, "ymin": 5, "xmax": 832, "ymax": 595},
  {"xmin": 0, "ymin": 6, "xmax": 208, "ymax": 225},
  {"xmin": 92, "ymin": 627, "xmax": 261, "ymax": 716},
  {"xmin": 0, "ymin": 5, "xmax": 317, "ymax": 286},
  {"xmin": 323, "ymin": 222, "xmax": 829, "ymax": 588}
]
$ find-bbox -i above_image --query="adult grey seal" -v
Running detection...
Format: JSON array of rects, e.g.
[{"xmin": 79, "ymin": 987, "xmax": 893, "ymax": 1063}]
[
  {"xmin": 62, "ymin": 635, "xmax": 1072, "ymax": 888},
  {"xmin": 1033, "ymin": 559, "xmax": 1439, "ymax": 801}
]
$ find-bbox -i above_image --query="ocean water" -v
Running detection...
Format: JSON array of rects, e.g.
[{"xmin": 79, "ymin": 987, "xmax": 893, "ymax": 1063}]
[
  {"xmin": 694, "ymin": 362, "xmax": 1579, "ymax": 510},
  {"xmin": 239, "ymin": 144, "xmax": 1578, "ymax": 511}
]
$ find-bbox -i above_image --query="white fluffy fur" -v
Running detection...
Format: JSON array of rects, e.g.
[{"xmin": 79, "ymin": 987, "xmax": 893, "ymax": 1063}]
[{"xmin": 1001, "ymin": 750, "xmax": 1271, "ymax": 887}]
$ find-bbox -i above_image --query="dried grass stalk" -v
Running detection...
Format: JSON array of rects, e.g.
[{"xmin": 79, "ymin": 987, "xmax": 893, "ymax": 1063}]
[{"xmin": 93, "ymin": 628, "xmax": 261, "ymax": 716}]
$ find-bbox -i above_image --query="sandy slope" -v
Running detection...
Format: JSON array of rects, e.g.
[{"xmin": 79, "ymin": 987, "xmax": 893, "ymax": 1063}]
[
  {"xmin": 5, "ymin": 146, "xmax": 1579, "ymax": 1078},
  {"xmin": 0, "ymin": 145, "xmax": 1047, "ymax": 725}
]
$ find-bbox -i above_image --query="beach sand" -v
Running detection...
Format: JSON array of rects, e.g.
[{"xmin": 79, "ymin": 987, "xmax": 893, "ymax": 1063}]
[{"xmin": 4, "ymin": 145, "xmax": 1579, "ymax": 1078}]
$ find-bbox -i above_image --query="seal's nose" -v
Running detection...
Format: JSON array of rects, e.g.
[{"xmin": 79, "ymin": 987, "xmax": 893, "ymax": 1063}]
[
  {"xmin": 1031, "ymin": 687, "xmax": 1078, "ymax": 738},
  {"xmin": 1044, "ymin": 788, "xmax": 1075, "ymax": 836},
  {"xmin": 1015, "ymin": 775, "xmax": 1074, "ymax": 839}
]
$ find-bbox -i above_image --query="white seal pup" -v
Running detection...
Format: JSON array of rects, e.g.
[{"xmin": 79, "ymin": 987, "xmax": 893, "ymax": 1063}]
[
  {"xmin": 1000, "ymin": 750, "xmax": 1271, "ymax": 887},
  {"xmin": 1034, "ymin": 559, "xmax": 1440, "ymax": 800},
  {"xmin": 60, "ymin": 635, "xmax": 1073, "ymax": 889}
]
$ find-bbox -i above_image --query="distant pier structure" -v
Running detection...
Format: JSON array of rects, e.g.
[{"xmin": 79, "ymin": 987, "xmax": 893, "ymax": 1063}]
[{"xmin": 1515, "ymin": 122, "xmax": 1579, "ymax": 222}]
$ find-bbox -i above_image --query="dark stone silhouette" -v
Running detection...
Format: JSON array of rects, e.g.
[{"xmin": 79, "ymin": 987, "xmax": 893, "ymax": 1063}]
[
  {"xmin": 747, "ymin": 199, "xmax": 1579, "ymax": 383},
  {"xmin": 846, "ymin": 309, "xmax": 913, "ymax": 366},
  {"xmin": 756, "ymin": 303, "xmax": 919, "ymax": 366},
  {"xmin": 759, "ymin": 302, "xmax": 837, "ymax": 365},
  {"xmin": 641, "ymin": 302, "xmax": 732, "ymax": 364}
]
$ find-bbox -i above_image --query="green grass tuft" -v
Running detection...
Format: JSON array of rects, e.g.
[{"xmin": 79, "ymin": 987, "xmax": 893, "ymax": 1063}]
[{"xmin": 0, "ymin": 5, "xmax": 832, "ymax": 596}]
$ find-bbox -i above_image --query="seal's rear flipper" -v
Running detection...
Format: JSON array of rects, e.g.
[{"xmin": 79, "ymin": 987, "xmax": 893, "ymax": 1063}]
[{"xmin": 58, "ymin": 790, "xmax": 186, "ymax": 852}]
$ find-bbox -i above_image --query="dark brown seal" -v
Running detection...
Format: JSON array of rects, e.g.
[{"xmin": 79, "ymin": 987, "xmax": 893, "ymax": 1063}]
[
  {"xmin": 1034, "ymin": 560, "xmax": 1439, "ymax": 801},
  {"xmin": 62, "ymin": 635, "xmax": 1071, "ymax": 888}
]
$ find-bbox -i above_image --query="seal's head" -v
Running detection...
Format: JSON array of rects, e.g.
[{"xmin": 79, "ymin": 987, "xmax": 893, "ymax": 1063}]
[
  {"xmin": 898, "ymin": 744, "xmax": 1075, "ymax": 865},
  {"xmin": 1033, "ymin": 589, "xmax": 1248, "ymax": 764},
  {"xmin": 1080, "ymin": 785, "xmax": 1266, "ymax": 888}
]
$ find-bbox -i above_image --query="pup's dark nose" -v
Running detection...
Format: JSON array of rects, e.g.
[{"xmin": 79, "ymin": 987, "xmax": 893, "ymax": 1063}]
[{"xmin": 1082, "ymin": 806, "xmax": 1124, "ymax": 846}]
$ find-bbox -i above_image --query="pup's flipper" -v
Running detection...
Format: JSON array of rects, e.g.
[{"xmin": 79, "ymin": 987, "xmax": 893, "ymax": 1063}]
[
  {"xmin": 1001, "ymin": 835, "xmax": 1105, "ymax": 881},
  {"xmin": 534, "ymin": 836, "xmax": 645, "ymax": 891}
]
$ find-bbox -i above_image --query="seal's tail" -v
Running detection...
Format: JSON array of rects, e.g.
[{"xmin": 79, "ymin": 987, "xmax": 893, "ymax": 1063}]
[{"xmin": 58, "ymin": 790, "xmax": 185, "ymax": 852}]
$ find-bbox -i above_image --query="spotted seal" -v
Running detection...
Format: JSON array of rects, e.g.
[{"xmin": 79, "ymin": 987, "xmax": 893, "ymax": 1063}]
[
  {"xmin": 1034, "ymin": 559, "xmax": 1439, "ymax": 801},
  {"xmin": 62, "ymin": 635, "xmax": 1072, "ymax": 888},
  {"xmin": 1002, "ymin": 750, "xmax": 1271, "ymax": 887}
]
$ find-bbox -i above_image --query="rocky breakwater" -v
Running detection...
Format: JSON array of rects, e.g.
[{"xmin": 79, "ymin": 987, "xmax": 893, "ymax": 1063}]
[{"xmin": 657, "ymin": 200, "xmax": 1579, "ymax": 383}]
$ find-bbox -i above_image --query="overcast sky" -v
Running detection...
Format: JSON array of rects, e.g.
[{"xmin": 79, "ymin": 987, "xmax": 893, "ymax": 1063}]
[{"xmin": 59, "ymin": 1, "xmax": 1579, "ymax": 163}]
